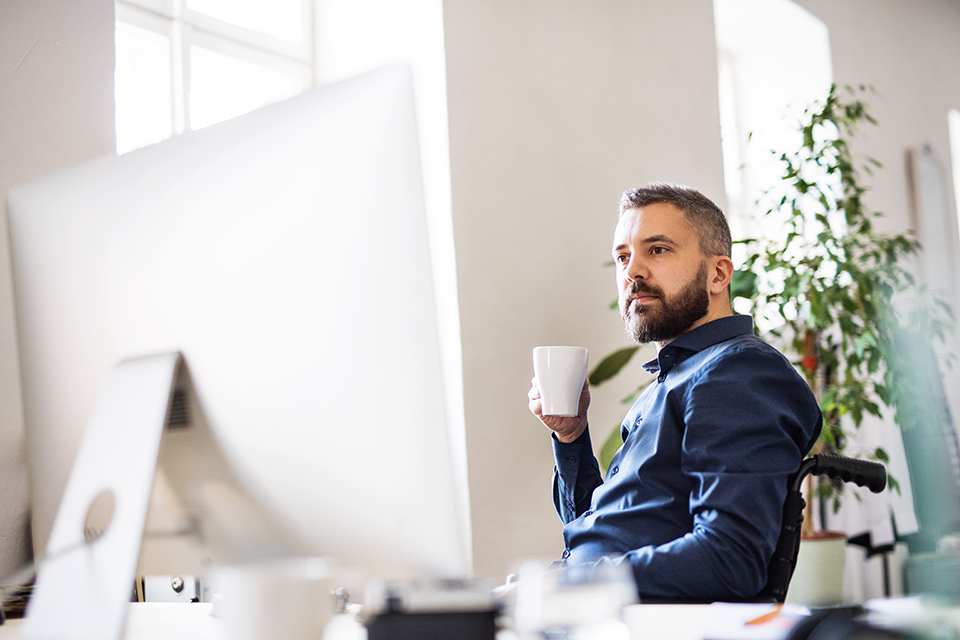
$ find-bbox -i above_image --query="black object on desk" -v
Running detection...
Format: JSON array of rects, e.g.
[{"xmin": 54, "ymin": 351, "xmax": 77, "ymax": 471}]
[
  {"xmin": 366, "ymin": 610, "xmax": 497, "ymax": 640},
  {"xmin": 363, "ymin": 579, "xmax": 499, "ymax": 640},
  {"xmin": 786, "ymin": 606, "xmax": 924, "ymax": 640}
]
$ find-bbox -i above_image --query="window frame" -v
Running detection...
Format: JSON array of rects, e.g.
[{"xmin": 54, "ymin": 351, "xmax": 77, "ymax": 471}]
[{"xmin": 116, "ymin": 0, "xmax": 314, "ymax": 139}]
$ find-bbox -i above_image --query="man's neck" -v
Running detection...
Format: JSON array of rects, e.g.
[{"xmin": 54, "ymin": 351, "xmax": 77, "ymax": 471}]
[{"xmin": 655, "ymin": 306, "xmax": 734, "ymax": 351}]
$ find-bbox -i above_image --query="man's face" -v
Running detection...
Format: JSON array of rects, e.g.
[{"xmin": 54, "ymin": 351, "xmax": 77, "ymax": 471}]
[{"xmin": 612, "ymin": 203, "xmax": 710, "ymax": 345}]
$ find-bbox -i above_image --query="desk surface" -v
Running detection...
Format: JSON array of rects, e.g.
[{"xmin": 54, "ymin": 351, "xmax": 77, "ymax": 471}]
[
  {"xmin": 0, "ymin": 603, "xmax": 715, "ymax": 640},
  {"xmin": 1, "ymin": 604, "xmax": 227, "ymax": 640},
  {"xmin": 5, "ymin": 599, "xmax": 960, "ymax": 640}
]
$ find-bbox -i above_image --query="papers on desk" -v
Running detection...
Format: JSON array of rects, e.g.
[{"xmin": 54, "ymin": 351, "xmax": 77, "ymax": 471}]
[{"xmin": 702, "ymin": 603, "xmax": 809, "ymax": 640}]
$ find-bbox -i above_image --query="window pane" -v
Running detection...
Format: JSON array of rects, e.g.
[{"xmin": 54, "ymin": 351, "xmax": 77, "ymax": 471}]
[
  {"xmin": 713, "ymin": 0, "xmax": 832, "ymax": 233},
  {"xmin": 189, "ymin": 46, "xmax": 308, "ymax": 130},
  {"xmin": 115, "ymin": 21, "xmax": 173, "ymax": 154},
  {"xmin": 188, "ymin": 0, "xmax": 305, "ymax": 44}
]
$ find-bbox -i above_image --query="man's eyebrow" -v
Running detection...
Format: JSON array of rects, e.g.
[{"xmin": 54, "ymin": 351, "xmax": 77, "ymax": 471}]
[{"xmin": 640, "ymin": 234, "xmax": 678, "ymax": 246}]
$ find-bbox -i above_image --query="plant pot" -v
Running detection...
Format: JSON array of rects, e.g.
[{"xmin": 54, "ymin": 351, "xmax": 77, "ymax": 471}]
[{"xmin": 785, "ymin": 531, "xmax": 847, "ymax": 606}]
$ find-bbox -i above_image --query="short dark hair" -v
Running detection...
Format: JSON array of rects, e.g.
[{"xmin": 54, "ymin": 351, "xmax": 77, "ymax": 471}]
[{"xmin": 618, "ymin": 182, "xmax": 731, "ymax": 258}]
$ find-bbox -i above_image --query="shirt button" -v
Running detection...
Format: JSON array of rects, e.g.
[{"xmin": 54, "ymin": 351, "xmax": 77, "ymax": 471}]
[
  {"xmin": 610, "ymin": 466, "xmax": 619, "ymax": 475},
  {"xmin": 566, "ymin": 456, "xmax": 577, "ymax": 464},
  {"xmin": 562, "ymin": 549, "xmax": 571, "ymax": 559},
  {"xmin": 584, "ymin": 510, "xmax": 593, "ymax": 516}
]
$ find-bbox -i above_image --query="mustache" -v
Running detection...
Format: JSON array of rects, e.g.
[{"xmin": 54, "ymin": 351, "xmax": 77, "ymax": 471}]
[{"xmin": 624, "ymin": 279, "xmax": 663, "ymax": 298}]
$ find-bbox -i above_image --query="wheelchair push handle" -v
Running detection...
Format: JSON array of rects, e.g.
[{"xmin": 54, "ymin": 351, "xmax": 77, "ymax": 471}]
[{"xmin": 810, "ymin": 453, "xmax": 887, "ymax": 494}]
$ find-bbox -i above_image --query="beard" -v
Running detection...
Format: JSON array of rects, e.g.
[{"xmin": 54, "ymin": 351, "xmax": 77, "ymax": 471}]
[{"xmin": 619, "ymin": 261, "xmax": 709, "ymax": 344}]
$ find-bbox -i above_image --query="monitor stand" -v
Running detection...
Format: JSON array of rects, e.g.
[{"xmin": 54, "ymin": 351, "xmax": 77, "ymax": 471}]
[{"xmin": 23, "ymin": 352, "xmax": 283, "ymax": 640}]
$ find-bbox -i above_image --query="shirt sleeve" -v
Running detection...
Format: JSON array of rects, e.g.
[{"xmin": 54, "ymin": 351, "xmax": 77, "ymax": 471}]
[
  {"xmin": 551, "ymin": 427, "xmax": 603, "ymax": 524},
  {"xmin": 624, "ymin": 346, "xmax": 822, "ymax": 601}
]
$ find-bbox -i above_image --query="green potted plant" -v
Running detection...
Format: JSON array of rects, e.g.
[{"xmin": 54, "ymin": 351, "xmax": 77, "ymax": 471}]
[{"xmin": 733, "ymin": 84, "xmax": 953, "ymax": 499}]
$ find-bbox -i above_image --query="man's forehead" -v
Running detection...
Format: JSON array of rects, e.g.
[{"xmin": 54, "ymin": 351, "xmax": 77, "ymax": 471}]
[{"xmin": 613, "ymin": 203, "xmax": 693, "ymax": 244}]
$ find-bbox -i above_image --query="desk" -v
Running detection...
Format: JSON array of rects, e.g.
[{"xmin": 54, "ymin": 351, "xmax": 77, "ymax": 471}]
[
  {"xmin": 17, "ymin": 601, "xmax": 960, "ymax": 640},
  {"xmin": 0, "ymin": 603, "xmax": 713, "ymax": 640},
  {"xmin": 0, "ymin": 604, "xmax": 227, "ymax": 640},
  {"xmin": 624, "ymin": 605, "xmax": 712, "ymax": 640}
]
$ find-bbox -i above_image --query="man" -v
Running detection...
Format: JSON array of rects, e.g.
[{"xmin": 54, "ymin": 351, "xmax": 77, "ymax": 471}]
[{"xmin": 528, "ymin": 183, "xmax": 822, "ymax": 602}]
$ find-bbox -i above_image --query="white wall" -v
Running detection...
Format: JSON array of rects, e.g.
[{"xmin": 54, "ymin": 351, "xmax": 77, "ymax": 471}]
[
  {"xmin": 0, "ymin": 0, "xmax": 116, "ymax": 577},
  {"xmin": 443, "ymin": 0, "xmax": 727, "ymax": 580}
]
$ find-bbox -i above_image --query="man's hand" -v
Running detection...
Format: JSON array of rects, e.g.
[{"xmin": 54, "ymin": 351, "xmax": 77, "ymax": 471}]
[{"xmin": 528, "ymin": 376, "xmax": 590, "ymax": 443}]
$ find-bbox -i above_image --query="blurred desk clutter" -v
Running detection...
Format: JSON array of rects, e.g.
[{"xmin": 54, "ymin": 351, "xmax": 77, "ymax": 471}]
[{"xmin": 4, "ymin": 596, "xmax": 960, "ymax": 640}]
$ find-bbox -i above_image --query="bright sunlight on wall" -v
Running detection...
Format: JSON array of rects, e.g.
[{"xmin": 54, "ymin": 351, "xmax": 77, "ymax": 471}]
[{"xmin": 950, "ymin": 109, "xmax": 960, "ymax": 248}]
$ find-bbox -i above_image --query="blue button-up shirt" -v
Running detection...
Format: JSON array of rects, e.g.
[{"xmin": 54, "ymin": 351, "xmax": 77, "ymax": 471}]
[{"xmin": 552, "ymin": 315, "xmax": 822, "ymax": 601}]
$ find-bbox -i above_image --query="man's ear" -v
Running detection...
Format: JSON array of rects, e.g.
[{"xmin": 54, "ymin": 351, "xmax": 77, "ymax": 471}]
[{"xmin": 709, "ymin": 256, "xmax": 735, "ymax": 295}]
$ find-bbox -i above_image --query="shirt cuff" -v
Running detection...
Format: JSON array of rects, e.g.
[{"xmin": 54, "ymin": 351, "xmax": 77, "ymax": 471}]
[{"xmin": 552, "ymin": 426, "xmax": 592, "ymax": 477}]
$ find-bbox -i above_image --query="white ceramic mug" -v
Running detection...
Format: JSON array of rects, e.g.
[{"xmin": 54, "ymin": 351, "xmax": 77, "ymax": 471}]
[
  {"xmin": 211, "ymin": 557, "xmax": 336, "ymax": 640},
  {"xmin": 533, "ymin": 346, "xmax": 589, "ymax": 417}
]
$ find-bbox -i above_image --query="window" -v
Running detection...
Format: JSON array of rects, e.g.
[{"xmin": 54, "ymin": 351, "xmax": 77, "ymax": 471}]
[
  {"xmin": 115, "ymin": 0, "xmax": 314, "ymax": 154},
  {"xmin": 713, "ymin": 0, "xmax": 833, "ymax": 250}
]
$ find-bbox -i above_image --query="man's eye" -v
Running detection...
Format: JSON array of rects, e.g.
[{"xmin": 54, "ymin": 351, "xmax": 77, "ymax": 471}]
[
  {"xmin": 651, "ymin": 246, "xmax": 667, "ymax": 255},
  {"xmin": 615, "ymin": 254, "xmax": 629, "ymax": 264}
]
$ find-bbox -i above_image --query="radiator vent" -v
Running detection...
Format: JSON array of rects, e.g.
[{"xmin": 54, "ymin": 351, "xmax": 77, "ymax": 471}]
[{"xmin": 165, "ymin": 387, "xmax": 190, "ymax": 430}]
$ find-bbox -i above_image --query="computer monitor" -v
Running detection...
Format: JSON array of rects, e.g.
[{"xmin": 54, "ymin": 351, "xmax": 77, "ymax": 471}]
[{"xmin": 7, "ymin": 64, "xmax": 471, "ymax": 583}]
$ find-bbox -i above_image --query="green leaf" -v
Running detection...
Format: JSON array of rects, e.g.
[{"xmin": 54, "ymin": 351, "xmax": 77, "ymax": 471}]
[
  {"xmin": 588, "ymin": 346, "xmax": 640, "ymax": 386},
  {"xmin": 731, "ymin": 269, "xmax": 759, "ymax": 300},
  {"xmin": 888, "ymin": 476, "xmax": 901, "ymax": 495},
  {"xmin": 599, "ymin": 424, "xmax": 624, "ymax": 472}
]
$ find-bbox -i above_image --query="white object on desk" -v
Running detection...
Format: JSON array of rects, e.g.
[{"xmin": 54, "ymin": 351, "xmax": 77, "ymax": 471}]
[
  {"xmin": 122, "ymin": 604, "xmax": 226, "ymax": 640},
  {"xmin": 511, "ymin": 560, "xmax": 636, "ymax": 636},
  {"xmin": 209, "ymin": 557, "xmax": 336, "ymax": 640},
  {"xmin": 698, "ymin": 603, "xmax": 809, "ymax": 640},
  {"xmin": 622, "ymin": 604, "xmax": 711, "ymax": 640}
]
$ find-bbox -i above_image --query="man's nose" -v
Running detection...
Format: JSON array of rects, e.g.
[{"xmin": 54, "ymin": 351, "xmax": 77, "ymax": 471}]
[{"xmin": 625, "ymin": 254, "xmax": 648, "ymax": 282}]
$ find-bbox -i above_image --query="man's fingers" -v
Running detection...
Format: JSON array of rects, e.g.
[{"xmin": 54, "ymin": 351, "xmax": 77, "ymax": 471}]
[
  {"xmin": 528, "ymin": 376, "xmax": 541, "ymax": 402},
  {"xmin": 529, "ymin": 396, "xmax": 543, "ymax": 417}
]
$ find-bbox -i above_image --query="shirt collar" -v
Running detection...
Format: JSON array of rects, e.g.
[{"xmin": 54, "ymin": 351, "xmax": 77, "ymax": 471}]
[{"xmin": 642, "ymin": 315, "xmax": 754, "ymax": 376}]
